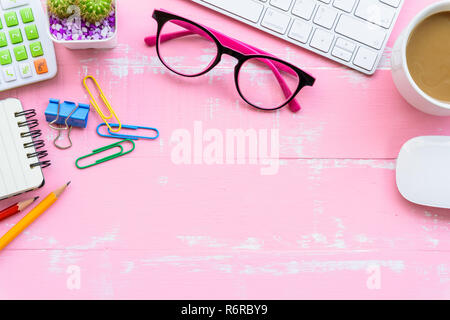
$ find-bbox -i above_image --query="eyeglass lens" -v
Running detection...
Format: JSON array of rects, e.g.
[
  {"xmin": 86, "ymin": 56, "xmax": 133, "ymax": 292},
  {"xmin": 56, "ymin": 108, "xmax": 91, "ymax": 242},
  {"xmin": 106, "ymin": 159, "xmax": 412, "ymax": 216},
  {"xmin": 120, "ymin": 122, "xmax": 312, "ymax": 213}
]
[{"xmin": 158, "ymin": 20, "xmax": 218, "ymax": 76}]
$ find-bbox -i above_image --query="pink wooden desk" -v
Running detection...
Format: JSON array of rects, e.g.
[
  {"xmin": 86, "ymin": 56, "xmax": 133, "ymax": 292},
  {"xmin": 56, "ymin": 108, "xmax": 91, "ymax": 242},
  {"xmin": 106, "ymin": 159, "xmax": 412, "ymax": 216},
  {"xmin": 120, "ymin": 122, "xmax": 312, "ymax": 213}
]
[{"xmin": 0, "ymin": 0, "xmax": 449, "ymax": 299}]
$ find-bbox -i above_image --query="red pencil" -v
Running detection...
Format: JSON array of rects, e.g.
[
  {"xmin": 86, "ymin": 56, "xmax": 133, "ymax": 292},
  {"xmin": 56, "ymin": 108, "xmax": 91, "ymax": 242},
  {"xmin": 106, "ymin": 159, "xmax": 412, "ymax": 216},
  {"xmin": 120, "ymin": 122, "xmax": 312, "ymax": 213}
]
[{"xmin": 0, "ymin": 197, "xmax": 39, "ymax": 222}]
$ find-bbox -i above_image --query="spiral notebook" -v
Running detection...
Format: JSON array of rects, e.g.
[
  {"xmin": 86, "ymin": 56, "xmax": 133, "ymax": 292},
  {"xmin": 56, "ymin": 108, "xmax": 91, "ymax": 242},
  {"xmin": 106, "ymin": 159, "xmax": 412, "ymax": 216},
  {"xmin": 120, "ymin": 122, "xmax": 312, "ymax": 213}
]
[{"xmin": 0, "ymin": 98, "xmax": 50, "ymax": 200}]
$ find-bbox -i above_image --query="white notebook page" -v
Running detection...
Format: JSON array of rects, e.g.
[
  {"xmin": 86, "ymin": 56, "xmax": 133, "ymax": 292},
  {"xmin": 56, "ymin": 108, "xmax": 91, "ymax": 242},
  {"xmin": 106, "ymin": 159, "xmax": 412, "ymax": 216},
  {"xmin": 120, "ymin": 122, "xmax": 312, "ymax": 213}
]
[{"xmin": 0, "ymin": 98, "xmax": 44, "ymax": 200}]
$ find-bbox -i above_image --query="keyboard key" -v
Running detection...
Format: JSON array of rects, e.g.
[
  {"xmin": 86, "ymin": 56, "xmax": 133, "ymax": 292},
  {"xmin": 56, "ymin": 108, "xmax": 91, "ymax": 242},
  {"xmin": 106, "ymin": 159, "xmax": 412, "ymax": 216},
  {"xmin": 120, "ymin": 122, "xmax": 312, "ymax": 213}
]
[
  {"xmin": 380, "ymin": 0, "xmax": 400, "ymax": 8},
  {"xmin": 270, "ymin": 0, "xmax": 292, "ymax": 11},
  {"xmin": 335, "ymin": 37, "xmax": 356, "ymax": 52},
  {"xmin": 2, "ymin": 66, "xmax": 16, "ymax": 82},
  {"xmin": 332, "ymin": 46, "xmax": 352, "ymax": 61},
  {"xmin": 292, "ymin": 0, "xmax": 316, "ymax": 20},
  {"xmin": 20, "ymin": 7, "xmax": 34, "ymax": 23},
  {"xmin": 4, "ymin": 11, "xmax": 18, "ymax": 27},
  {"xmin": 0, "ymin": 49, "xmax": 11, "ymax": 65},
  {"xmin": 313, "ymin": 5, "xmax": 338, "ymax": 29},
  {"xmin": 13, "ymin": 45, "xmax": 27, "ymax": 61},
  {"xmin": 335, "ymin": 14, "xmax": 386, "ymax": 49},
  {"xmin": 288, "ymin": 19, "xmax": 312, "ymax": 43},
  {"xmin": 355, "ymin": 0, "xmax": 396, "ymax": 29},
  {"xmin": 0, "ymin": 0, "xmax": 29, "ymax": 10},
  {"xmin": 0, "ymin": 32, "xmax": 7, "ymax": 47},
  {"xmin": 19, "ymin": 62, "xmax": 32, "ymax": 78},
  {"xmin": 9, "ymin": 28, "xmax": 22, "ymax": 44},
  {"xmin": 201, "ymin": 0, "xmax": 263, "ymax": 23},
  {"xmin": 318, "ymin": 0, "xmax": 331, "ymax": 3},
  {"xmin": 261, "ymin": 8, "xmax": 291, "ymax": 34},
  {"xmin": 24, "ymin": 24, "xmax": 38, "ymax": 40},
  {"xmin": 310, "ymin": 28, "xmax": 334, "ymax": 52},
  {"xmin": 34, "ymin": 58, "xmax": 48, "ymax": 74},
  {"xmin": 333, "ymin": 0, "xmax": 356, "ymax": 13},
  {"xmin": 353, "ymin": 46, "xmax": 378, "ymax": 71},
  {"xmin": 29, "ymin": 41, "xmax": 43, "ymax": 57}
]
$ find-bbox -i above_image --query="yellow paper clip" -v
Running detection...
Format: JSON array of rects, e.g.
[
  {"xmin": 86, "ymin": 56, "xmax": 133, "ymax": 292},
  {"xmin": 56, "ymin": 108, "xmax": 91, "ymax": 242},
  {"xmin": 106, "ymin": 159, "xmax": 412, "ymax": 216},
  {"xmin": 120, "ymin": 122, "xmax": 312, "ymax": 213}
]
[{"xmin": 83, "ymin": 75, "xmax": 122, "ymax": 133}]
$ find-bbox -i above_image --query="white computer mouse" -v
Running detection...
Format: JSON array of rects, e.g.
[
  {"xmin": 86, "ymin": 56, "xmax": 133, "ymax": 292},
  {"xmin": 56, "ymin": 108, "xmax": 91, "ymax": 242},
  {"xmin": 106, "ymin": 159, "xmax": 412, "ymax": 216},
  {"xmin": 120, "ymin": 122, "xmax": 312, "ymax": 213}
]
[{"xmin": 396, "ymin": 136, "xmax": 450, "ymax": 209}]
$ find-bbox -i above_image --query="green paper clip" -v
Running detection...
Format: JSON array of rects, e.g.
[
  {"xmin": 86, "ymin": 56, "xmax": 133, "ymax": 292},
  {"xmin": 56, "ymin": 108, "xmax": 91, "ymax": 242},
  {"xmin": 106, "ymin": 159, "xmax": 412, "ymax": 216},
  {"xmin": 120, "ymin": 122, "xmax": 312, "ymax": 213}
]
[{"xmin": 75, "ymin": 139, "xmax": 135, "ymax": 169}]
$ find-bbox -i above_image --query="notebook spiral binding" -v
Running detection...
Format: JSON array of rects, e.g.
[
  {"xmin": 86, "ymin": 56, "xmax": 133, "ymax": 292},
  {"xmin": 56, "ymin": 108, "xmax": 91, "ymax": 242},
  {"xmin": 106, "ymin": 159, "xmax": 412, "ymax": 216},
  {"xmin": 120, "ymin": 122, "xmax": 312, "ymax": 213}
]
[{"xmin": 15, "ymin": 109, "xmax": 51, "ymax": 169}]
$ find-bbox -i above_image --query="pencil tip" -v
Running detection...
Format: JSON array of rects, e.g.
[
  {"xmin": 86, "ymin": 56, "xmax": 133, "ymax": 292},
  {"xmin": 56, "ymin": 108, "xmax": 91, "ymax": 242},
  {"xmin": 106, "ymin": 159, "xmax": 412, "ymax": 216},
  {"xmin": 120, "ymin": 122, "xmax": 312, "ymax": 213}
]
[
  {"xmin": 67, "ymin": 181, "xmax": 71, "ymax": 186},
  {"xmin": 33, "ymin": 196, "xmax": 39, "ymax": 202}
]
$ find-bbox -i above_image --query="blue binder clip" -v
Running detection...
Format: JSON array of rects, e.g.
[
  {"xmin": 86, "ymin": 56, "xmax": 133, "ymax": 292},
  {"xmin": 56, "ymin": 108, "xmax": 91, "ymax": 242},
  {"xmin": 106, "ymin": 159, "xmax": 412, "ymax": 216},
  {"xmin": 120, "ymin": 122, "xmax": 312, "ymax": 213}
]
[
  {"xmin": 45, "ymin": 99, "xmax": 90, "ymax": 128},
  {"xmin": 96, "ymin": 123, "xmax": 159, "ymax": 141}
]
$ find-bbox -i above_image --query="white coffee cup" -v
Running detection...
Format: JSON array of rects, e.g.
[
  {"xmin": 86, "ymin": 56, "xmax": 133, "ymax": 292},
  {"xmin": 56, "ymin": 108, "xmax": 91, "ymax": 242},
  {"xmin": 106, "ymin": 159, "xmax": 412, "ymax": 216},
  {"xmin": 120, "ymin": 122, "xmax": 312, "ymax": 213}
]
[{"xmin": 391, "ymin": 1, "xmax": 450, "ymax": 116}]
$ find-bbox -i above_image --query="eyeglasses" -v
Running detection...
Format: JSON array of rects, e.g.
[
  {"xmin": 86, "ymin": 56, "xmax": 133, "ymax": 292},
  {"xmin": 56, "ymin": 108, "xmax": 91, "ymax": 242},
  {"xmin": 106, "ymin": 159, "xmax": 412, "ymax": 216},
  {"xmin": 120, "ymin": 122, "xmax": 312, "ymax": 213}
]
[{"xmin": 145, "ymin": 9, "xmax": 315, "ymax": 112}]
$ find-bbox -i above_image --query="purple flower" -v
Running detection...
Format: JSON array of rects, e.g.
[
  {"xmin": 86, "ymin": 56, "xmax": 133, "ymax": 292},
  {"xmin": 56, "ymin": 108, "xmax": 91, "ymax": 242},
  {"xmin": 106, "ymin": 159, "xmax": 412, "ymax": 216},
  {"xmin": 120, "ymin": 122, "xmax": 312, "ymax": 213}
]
[{"xmin": 49, "ymin": 8, "xmax": 116, "ymax": 41}]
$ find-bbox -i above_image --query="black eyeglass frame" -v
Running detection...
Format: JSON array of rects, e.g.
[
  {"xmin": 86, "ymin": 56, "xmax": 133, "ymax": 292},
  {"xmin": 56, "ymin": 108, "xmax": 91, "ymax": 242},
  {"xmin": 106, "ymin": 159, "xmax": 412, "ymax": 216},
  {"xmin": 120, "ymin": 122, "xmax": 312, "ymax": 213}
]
[{"xmin": 151, "ymin": 10, "xmax": 316, "ymax": 111}]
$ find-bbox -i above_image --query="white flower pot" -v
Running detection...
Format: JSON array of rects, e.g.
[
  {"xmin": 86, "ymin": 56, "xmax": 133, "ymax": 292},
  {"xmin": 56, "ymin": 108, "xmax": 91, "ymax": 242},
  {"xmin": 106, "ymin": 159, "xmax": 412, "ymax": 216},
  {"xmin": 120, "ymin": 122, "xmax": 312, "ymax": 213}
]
[{"xmin": 46, "ymin": 0, "xmax": 118, "ymax": 49}]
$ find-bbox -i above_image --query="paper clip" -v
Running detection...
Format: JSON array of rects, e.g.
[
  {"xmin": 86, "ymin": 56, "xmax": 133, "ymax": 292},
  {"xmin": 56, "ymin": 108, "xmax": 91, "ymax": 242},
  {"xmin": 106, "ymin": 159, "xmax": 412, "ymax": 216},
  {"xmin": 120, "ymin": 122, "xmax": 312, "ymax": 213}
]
[
  {"xmin": 75, "ymin": 139, "xmax": 135, "ymax": 170},
  {"xmin": 96, "ymin": 123, "xmax": 159, "ymax": 141},
  {"xmin": 49, "ymin": 101, "xmax": 79, "ymax": 150},
  {"xmin": 83, "ymin": 75, "xmax": 122, "ymax": 133}
]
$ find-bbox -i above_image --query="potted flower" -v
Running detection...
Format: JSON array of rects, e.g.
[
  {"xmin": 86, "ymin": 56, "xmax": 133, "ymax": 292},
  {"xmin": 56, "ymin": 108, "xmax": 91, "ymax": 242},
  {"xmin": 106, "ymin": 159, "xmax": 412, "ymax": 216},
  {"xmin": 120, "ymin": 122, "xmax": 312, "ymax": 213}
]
[{"xmin": 47, "ymin": 0, "xmax": 117, "ymax": 49}]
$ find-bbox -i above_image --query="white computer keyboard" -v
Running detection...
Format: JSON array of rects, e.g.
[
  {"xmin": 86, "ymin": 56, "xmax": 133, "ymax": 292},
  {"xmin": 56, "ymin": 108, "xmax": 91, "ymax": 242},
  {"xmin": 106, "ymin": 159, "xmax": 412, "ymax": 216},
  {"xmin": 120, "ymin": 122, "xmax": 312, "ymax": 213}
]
[{"xmin": 191, "ymin": 0, "xmax": 404, "ymax": 75}]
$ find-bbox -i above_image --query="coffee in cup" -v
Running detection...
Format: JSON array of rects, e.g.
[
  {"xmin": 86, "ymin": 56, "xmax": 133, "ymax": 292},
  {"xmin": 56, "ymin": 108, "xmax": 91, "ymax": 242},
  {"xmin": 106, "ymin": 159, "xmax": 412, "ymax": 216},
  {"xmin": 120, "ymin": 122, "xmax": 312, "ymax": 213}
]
[
  {"xmin": 391, "ymin": 1, "xmax": 450, "ymax": 116},
  {"xmin": 406, "ymin": 11, "xmax": 450, "ymax": 104}
]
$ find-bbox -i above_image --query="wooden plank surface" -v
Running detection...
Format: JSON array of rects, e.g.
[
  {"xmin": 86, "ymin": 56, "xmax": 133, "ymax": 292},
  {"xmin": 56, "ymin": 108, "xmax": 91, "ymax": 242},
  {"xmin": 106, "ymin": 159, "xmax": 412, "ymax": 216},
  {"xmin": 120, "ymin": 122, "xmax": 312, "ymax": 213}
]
[{"xmin": 0, "ymin": 0, "xmax": 449, "ymax": 299}]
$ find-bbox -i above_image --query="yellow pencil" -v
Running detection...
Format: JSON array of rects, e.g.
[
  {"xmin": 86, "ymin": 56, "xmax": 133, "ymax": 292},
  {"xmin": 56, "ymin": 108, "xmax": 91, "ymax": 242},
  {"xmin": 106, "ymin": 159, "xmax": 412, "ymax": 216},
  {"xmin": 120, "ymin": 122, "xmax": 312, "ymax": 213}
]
[{"xmin": 0, "ymin": 182, "xmax": 71, "ymax": 251}]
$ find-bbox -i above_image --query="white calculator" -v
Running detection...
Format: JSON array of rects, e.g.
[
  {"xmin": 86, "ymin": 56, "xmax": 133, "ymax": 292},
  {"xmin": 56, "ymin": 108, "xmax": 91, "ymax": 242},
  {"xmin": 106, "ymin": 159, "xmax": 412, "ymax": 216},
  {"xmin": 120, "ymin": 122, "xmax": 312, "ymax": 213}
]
[{"xmin": 0, "ymin": 0, "xmax": 57, "ymax": 92}]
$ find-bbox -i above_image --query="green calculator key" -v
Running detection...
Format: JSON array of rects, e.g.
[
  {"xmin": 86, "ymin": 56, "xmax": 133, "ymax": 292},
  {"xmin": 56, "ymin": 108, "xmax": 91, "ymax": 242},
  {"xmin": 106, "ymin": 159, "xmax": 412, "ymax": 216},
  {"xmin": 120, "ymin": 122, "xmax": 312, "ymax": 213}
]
[
  {"xmin": 0, "ymin": 49, "xmax": 12, "ymax": 65},
  {"xmin": 0, "ymin": 18, "xmax": 2, "ymax": 30},
  {"xmin": 0, "ymin": 32, "xmax": 7, "ymax": 47},
  {"xmin": 20, "ymin": 8, "xmax": 34, "ymax": 23},
  {"xmin": 25, "ymin": 25, "xmax": 38, "ymax": 40},
  {"xmin": 29, "ymin": 41, "xmax": 43, "ymax": 57},
  {"xmin": 14, "ymin": 45, "xmax": 27, "ymax": 61},
  {"xmin": 9, "ymin": 29, "xmax": 22, "ymax": 44},
  {"xmin": 4, "ymin": 12, "xmax": 18, "ymax": 27}
]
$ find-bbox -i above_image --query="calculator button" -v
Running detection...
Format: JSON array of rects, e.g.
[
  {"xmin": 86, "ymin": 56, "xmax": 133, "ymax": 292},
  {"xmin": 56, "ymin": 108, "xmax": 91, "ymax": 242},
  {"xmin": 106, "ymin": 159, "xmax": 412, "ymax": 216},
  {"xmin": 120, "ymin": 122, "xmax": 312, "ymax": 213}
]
[
  {"xmin": 4, "ymin": 12, "xmax": 18, "ymax": 27},
  {"xmin": 2, "ymin": 66, "xmax": 16, "ymax": 82},
  {"xmin": 0, "ymin": 49, "xmax": 11, "ymax": 65},
  {"xmin": 19, "ymin": 62, "xmax": 32, "ymax": 78},
  {"xmin": 0, "ymin": 32, "xmax": 7, "ymax": 47},
  {"xmin": 24, "ymin": 24, "xmax": 38, "ymax": 40},
  {"xmin": 1, "ymin": 0, "xmax": 28, "ymax": 9},
  {"xmin": 9, "ymin": 28, "xmax": 22, "ymax": 44},
  {"xmin": 13, "ymin": 45, "xmax": 27, "ymax": 61},
  {"xmin": 34, "ymin": 58, "xmax": 48, "ymax": 74},
  {"xmin": 29, "ymin": 41, "xmax": 43, "ymax": 57},
  {"xmin": 1, "ymin": 0, "xmax": 29, "ymax": 10},
  {"xmin": 0, "ymin": 19, "xmax": 2, "ymax": 29},
  {"xmin": 20, "ymin": 7, "xmax": 34, "ymax": 23}
]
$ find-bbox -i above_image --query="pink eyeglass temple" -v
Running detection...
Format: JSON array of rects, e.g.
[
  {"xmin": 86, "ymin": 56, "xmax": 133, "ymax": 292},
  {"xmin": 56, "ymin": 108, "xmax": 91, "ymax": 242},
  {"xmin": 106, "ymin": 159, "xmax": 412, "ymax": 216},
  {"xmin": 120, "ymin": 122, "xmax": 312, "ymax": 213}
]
[{"xmin": 145, "ymin": 11, "xmax": 310, "ymax": 112}]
